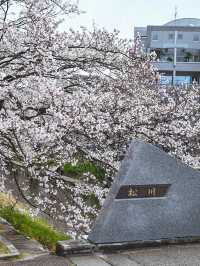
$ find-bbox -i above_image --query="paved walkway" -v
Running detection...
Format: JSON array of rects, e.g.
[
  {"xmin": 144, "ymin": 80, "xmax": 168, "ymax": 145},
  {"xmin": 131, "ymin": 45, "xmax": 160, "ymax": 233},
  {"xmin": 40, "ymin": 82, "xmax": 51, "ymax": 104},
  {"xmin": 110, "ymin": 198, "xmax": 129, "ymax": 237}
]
[
  {"xmin": 69, "ymin": 243, "xmax": 200, "ymax": 266},
  {"xmin": 0, "ymin": 255, "xmax": 71, "ymax": 266},
  {"xmin": 1, "ymin": 243, "xmax": 200, "ymax": 265}
]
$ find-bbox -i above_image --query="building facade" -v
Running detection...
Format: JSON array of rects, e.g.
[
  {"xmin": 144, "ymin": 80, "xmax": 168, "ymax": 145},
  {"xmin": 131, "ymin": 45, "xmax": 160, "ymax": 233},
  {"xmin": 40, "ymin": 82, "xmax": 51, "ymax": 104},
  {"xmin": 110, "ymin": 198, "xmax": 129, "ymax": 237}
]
[{"xmin": 134, "ymin": 18, "xmax": 200, "ymax": 84}]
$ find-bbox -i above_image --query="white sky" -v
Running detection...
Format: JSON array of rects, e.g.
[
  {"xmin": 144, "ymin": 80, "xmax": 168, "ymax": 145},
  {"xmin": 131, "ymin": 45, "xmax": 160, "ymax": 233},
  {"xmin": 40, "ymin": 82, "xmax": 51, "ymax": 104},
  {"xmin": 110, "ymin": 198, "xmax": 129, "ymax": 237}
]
[{"xmin": 63, "ymin": 0, "xmax": 200, "ymax": 39}]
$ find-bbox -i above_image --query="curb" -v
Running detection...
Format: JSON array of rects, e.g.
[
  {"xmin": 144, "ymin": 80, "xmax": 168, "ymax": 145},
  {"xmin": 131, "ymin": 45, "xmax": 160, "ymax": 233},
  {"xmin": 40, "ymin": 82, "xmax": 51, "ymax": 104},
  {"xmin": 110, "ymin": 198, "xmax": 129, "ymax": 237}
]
[{"xmin": 56, "ymin": 240, "xmax": 96, "ymax": 256}]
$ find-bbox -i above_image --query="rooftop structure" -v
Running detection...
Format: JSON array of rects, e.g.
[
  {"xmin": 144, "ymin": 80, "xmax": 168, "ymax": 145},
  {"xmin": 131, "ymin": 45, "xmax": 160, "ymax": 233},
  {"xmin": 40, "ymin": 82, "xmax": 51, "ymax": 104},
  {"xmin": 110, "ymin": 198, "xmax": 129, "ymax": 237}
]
[
  {"xmin": 164, "ymin": 18, "xmax": 200, "ymax": 27},
  {"xmin": 134, "ymin": 18, "xmax": 200, "ymax": 85}
]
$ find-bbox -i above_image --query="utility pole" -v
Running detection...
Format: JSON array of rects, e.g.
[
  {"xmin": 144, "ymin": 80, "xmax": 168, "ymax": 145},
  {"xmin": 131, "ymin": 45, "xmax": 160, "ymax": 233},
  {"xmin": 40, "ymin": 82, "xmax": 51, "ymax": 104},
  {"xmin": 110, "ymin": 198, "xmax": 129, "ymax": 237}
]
[{"xmin": 172, "ymin": 6, "xmax": 178, "ymax": 85}]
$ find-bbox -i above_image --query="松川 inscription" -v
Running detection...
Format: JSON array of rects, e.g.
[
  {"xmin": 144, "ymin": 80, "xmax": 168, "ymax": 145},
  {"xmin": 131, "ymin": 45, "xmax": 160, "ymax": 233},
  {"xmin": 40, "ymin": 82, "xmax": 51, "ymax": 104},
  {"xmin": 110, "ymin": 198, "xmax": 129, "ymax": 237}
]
[{"xmin": 116, "ymin": 184, "xmax": 170, "ymax": 199}]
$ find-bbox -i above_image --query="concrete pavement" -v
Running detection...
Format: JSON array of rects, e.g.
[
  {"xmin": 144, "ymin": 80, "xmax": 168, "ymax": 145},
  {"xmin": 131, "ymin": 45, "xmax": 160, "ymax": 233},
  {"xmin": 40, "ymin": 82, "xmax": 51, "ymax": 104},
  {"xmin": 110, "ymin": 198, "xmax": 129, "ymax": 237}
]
[
  {"xmin": 2, "ymin": 243, "xmax": 200, "ymax": 265},
  {"xmin": 69, "ymin": 243, "xmax": 200, "ymax": 266}
]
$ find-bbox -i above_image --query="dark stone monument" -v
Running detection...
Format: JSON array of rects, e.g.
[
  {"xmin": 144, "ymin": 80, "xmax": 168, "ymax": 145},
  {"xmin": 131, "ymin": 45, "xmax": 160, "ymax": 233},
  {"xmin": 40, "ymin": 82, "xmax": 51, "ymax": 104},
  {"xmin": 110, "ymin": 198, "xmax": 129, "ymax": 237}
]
[{"xmin": 88, "ymin": 139, "xmax": 200, "ymax": 245}]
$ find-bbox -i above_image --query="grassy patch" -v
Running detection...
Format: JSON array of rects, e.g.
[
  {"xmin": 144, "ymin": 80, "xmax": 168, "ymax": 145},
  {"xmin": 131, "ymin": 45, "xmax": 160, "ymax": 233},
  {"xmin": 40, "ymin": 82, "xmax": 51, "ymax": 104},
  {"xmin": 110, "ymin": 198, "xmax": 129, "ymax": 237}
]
[
  {"xmin": 0, "ymin": 242, "xmax": 9, "ymax": 254},
  {"xmin": 63, "ymin": 161, "xmax": 106, "ymax": 183},
  {"xmin": 0, "ymin": 206, "xmax": 69, "ymax": 251}
]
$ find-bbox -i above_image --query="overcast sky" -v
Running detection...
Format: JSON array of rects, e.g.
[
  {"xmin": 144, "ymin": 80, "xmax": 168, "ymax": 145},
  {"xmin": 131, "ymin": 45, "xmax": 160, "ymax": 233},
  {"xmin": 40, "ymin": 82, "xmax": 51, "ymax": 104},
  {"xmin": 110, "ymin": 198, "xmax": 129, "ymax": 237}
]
[{"xmin": 63, "ymin": 0, "xmax": 200, "ymax": 39}]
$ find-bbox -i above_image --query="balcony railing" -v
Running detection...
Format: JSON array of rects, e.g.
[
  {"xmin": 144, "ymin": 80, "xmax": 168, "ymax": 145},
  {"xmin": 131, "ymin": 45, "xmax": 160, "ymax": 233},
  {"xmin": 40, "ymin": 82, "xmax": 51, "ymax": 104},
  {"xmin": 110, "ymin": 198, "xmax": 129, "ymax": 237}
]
[
  {"xmin": 152, "ymin": 61, "xmax": 200, "ymax": 72},
  {"xmin": 156, "ymin": 56, "xmax": 200, "ymax": 63}
]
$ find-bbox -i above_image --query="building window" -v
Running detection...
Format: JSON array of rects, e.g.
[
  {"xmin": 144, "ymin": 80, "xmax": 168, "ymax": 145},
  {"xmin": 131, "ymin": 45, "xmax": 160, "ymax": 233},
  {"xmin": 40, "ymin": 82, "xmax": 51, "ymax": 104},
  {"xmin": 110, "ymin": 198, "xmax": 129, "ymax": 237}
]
[
  {"xmin": 194, "ymin": 55, "xmax": 200, "ymax": 62},
  {"xmin": 178, "ymin": 33, "xmax": 183, "ymax": 40},
  {"xmin": 152, "ymin": 33, "xmax": 158, "ymax": 41},
  {"xmin": 193, "ymin": 34, "xmax": 199, "ymax": 41},
  {"xmin": 168, "ymin": 33, "xmax": 174, "ymax": 40}
]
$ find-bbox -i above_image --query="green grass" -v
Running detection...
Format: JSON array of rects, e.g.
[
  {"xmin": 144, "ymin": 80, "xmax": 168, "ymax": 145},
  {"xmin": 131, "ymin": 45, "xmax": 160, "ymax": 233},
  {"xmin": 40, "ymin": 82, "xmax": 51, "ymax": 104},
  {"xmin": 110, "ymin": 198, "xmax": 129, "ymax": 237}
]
[
  {"xmin": 0, "ymin": 242, "xmax": 9, "ymax": 254},
  {"xmin": 0, "ymin": 207, "xmax": 69, "ymax": 251},
  {"xmin": 63, "ymin": 161, "xmax": 106, "ymax": 183}
]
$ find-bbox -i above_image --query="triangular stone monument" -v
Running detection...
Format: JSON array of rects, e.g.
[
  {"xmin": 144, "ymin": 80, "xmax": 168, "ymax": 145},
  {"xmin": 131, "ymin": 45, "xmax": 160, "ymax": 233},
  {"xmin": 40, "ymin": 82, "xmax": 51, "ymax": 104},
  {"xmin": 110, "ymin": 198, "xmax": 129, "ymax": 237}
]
[{"xmin": 88, "ymin": 139, "xmax": 200, "ymax": 244}]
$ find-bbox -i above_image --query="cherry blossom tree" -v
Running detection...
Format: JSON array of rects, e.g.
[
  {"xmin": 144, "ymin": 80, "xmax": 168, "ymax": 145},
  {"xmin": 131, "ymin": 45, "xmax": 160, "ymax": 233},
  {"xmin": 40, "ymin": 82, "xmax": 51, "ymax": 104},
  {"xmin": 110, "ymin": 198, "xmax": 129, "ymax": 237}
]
[
  {"xmin": 0, "ymin": 0, "xmax": 158, "ymax": 236},
  {"xmin": 147, "ymin": 84, "xmax": 200, "ymax": 169}
]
